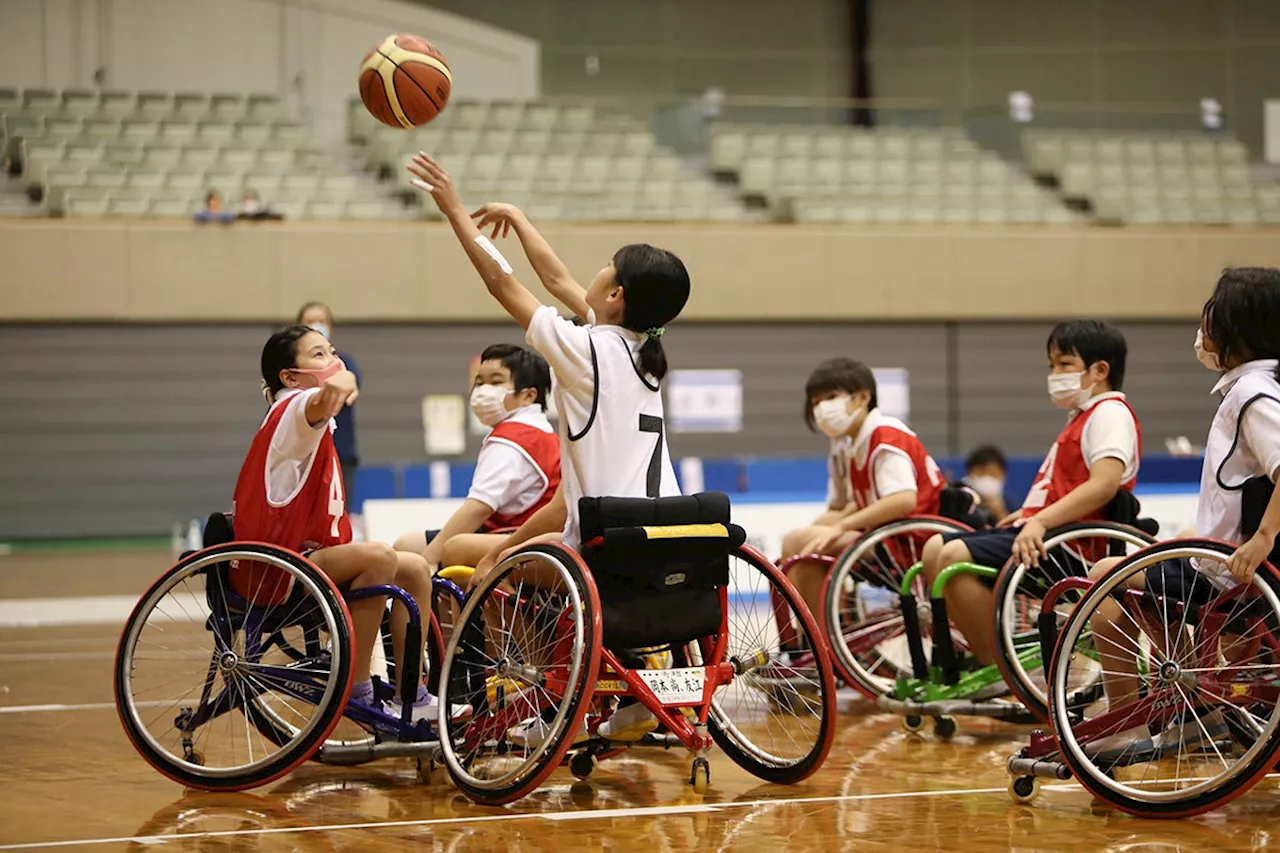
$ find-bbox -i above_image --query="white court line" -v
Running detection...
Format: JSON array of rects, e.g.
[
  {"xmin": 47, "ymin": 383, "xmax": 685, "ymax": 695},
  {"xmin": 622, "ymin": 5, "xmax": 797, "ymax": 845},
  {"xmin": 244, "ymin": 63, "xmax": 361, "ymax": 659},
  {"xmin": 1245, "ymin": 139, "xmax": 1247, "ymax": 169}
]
[
  {"xmin": 0, "ymin": 596, "xmax": 140, "ymax": 628},
  {"xmin": 0, "ymin": 785, "xmax": 1007, "ymax": 849},
  {"xmin": 0, "ymin": 700, "xmax": 168, "ymax": 715}
]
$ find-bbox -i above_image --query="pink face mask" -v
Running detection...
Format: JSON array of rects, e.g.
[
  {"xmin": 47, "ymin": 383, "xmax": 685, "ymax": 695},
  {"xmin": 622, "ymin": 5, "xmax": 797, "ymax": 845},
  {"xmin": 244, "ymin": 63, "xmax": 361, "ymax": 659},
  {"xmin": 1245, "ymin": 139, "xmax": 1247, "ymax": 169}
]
[{"xmin": 289, "ymin": 358, "xmax": 346, "ymax": 388}]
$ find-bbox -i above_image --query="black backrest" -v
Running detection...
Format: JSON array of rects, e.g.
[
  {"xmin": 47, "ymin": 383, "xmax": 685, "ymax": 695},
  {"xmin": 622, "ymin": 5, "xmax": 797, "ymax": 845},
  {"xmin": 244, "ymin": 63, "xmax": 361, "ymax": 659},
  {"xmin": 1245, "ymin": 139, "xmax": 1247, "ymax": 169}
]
[
  {"xmin": 578, "ymin": 492, "xmax": 746, "ymax": 594},
  {"xmin": 204, "ymin": 512, "xmax": 235, "ymax": 548},
  {"xmin": 937, "ymin": 482, "xmax": 995, "ymax": 529}
]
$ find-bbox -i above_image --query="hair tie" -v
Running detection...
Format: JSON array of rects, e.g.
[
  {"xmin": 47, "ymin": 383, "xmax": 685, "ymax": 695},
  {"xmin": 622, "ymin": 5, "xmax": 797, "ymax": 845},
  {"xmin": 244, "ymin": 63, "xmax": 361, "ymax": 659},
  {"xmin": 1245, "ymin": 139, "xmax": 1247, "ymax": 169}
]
[{"xmin": 645, "ymin": 327, "xmax": 665, "ymax": 340}]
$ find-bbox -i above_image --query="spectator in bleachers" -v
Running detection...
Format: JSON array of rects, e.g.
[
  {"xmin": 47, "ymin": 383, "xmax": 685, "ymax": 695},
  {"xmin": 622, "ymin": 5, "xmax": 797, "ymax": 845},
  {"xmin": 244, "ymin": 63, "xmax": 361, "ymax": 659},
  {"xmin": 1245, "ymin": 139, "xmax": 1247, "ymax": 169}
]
[
  {"xmin": 297, "ymin": 301, "xmax": 362, "ymax": 516},
  {"xmin": 963, "ymin": 444, "xmax": 1009, "ymax": 519},
  {"xmin": 238, "ymin": 189, "xmax": 282, "ymax": 222},
  {"xmin": 193, "ymin": 190, "xmax": 235, "ymax": 224}
]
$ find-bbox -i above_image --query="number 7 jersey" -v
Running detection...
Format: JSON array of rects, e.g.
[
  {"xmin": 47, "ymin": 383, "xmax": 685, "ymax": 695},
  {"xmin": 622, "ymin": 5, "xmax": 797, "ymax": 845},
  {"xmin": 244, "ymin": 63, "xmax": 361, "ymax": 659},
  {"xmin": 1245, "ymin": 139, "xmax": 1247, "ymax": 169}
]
[
  {"xmin": 232, "ymin": 392, "xmax": 353, "ymax": 553},
  {"xmin": 556, "ymin": 329, "xmax": 680, "ymax": 548}
]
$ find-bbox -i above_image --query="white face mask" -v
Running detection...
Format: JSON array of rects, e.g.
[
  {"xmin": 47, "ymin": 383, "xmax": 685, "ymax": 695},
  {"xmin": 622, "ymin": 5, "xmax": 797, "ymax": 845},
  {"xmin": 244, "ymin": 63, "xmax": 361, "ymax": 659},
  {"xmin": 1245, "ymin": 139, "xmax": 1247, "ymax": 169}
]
[
  {"xmin": 813, "ymin": 396, "xmax": 860, "ymax": 439},
  {"xmin": 1194, "ymin": 328, "xmax": 1222, "ymax": 371},
  {"xmin": 308, "ymin": 323, "xmax": 330, "ymax": 340},
  {"xmin": 1047, "ymin": 371, "xmax": 1094, "ymax": 410},
  {"xmin": 964, "ymin": 475, "xmax": 1005, "ymax": 500},
  {"xmin": 585, "ymin": 307, "xmax": 597, "ymax": 327},
  {"xmin": 470, "ymin": 384, "xmax": 514, "ymax": 427}
]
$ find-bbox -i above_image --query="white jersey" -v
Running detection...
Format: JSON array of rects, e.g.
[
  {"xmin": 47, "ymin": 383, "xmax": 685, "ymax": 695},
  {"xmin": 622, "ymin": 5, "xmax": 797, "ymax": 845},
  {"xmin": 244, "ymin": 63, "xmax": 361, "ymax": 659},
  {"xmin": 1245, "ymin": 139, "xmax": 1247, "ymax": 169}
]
[{"xmin": 527, "ymin": 306, "xmax": 680, "ymax": 547}]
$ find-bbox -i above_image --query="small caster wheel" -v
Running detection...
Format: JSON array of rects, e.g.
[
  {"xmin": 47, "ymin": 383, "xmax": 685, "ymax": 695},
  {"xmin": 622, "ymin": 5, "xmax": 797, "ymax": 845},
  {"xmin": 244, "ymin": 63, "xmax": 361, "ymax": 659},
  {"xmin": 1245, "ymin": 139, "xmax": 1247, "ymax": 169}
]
[
  {"xmin": 416, "ymin": 756, "xmax": 440, "ymax": 784},
  {"xmin": 933, "ymin": 715, "xmax": 957, "ymax": 740},
  {"xmin": 570, "ymin": 751, "xmax": 597, "ymax": 780},
  {"xmin": 1008, "ymin": 776, "xmax": 1039, "ymax": 804},
  {"xmin": 185, "ymin": 749, "xmax": 205, "ymax": 766},
  {"xmin": 903, "ymin": 714, "xmax": 925, "ymax": 734},
  {"xmin": 689, "ymin": 757, "xmax": 711, "ymax": 794}
]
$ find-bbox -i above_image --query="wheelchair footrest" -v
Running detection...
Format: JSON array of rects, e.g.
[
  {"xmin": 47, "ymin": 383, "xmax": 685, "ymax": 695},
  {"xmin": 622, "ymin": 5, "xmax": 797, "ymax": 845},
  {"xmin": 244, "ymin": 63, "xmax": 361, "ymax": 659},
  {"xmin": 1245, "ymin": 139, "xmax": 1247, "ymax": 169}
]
[{"xmin": 878, "ymin": 695, "xmax": 1036, "ymax": 722}]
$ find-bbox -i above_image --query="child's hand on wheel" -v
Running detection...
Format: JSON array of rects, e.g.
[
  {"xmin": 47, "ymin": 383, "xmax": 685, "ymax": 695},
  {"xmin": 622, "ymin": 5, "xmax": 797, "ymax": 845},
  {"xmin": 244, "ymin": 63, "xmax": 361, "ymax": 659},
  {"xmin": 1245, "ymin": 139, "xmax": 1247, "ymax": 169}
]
[{"xmin": 1226, "ymin": 532, "xmax": 1273, "ymax": 583}]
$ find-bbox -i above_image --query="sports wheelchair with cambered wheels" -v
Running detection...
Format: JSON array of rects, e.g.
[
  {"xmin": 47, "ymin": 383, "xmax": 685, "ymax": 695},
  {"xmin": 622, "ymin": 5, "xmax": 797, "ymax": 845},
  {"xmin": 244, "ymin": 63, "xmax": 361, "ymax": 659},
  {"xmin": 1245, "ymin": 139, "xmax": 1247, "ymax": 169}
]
[
  {"xmin": 881, "ymin": 501, "xmax": 1159, "ymax": 737},
  {"xmin": 1007, "ymin": 539, "xmax": 1280, "ymax": 817},
  {"xmin": 114, "ymin": 514, "xmax": 467, "ymax": 790},
  {"xmin": 435, "ymin": 492, "xmax": 839, "ymax": 805}
]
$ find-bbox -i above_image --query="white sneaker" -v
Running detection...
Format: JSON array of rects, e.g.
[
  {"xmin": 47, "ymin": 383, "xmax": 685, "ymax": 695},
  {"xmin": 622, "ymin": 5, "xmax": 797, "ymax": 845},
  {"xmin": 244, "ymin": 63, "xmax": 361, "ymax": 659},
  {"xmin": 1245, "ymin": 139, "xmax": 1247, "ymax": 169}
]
[
  {"xmin": 389, "ymin": 692, "xmax": 473, "ymax": 725},
  {"xmin": 598, "ymin": 701, "xmax": 659, "ymax": 741},
  {"xmin": 507, "ymin": 715, "xmax": 588, "ymax": 748}
]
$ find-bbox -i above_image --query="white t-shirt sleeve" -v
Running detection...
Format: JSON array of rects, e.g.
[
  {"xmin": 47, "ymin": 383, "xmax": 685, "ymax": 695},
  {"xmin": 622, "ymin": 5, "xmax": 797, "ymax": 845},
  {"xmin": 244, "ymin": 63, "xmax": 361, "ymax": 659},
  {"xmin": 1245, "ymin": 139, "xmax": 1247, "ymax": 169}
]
[
  {"xmin": 525, "ymin": 305, "xmax": 595, "ymax": 395},
  {"xmin": 1241, "ymin": 395, "xmax": 1280, "ymax": 480},
  {"xmin": 467, "ymin": 441, "xmax": 546, "ymax": 515},
  {"xmin": 1081, "ymin": 400, "xmax": 1139, "ymax": 482},
  {"xmin": 270, "ymin": 389, "xmax": 327, "ymax": 462},
  {"xmin": 871, "ymin": 450, "xmax": 918, "ymax": 498},
  {"xmin": 265, "ymin": 389, "xmax": 329, "ymax": 505}
]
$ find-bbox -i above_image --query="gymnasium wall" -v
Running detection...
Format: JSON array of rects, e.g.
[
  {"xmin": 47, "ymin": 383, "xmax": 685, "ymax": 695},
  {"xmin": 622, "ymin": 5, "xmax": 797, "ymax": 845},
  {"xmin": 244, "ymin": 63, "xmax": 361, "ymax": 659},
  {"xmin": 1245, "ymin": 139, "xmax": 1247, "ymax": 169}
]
[
  {"xmin": 3, "ymin": 220, "xmax": 1280, "ymax": 323},
  {"xmin": 0, "ymin": 320, "xmax": 1219, "ymax": 540},
  {"xmin": 412, "ymin": 0, "xmax": 852, "ymax": 101},
  {"xmin": 0, "ymin": 0, "xmax": 539, "ymax": 144},
  {"xmin": 872, "ymin": 0, "xmax": 1280, "ymax": 154}
]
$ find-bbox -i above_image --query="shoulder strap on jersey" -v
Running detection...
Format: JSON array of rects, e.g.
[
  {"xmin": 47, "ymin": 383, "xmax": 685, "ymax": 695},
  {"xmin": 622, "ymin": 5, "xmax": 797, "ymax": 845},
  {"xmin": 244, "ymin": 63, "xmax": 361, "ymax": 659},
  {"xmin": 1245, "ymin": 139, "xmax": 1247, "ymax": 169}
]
[
  {"xmin": 566, "ymin": 336, "xmax": 600, "ymax": 443},
  {"xmin": 1215, "ymin": 392, "xmax": 1280, "ymax": 491},
  {"xmin": 612, "ymin": 332, "xmax": 659, "ymax": 392}
]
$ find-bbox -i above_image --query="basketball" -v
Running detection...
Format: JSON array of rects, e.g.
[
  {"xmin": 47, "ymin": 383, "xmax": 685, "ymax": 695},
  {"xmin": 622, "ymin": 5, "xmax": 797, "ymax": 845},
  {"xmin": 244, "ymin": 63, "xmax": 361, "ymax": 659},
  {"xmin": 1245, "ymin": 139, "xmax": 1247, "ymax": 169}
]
[{"xmin": 359, "ymin": 34, "xmax": 452, "ymax": 129}]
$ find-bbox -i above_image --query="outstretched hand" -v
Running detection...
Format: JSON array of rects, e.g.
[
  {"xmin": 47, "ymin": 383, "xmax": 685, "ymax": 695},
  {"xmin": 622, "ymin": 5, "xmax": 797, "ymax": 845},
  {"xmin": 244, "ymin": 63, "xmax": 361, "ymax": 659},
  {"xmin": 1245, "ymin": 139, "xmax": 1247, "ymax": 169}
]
[
  {"xmin": 406, "ymin": 152, "xmax": 464, "ymax": 217},
  {"xmin": 471, "ymin": 203, "xmax": 524, "ymax": 240}
]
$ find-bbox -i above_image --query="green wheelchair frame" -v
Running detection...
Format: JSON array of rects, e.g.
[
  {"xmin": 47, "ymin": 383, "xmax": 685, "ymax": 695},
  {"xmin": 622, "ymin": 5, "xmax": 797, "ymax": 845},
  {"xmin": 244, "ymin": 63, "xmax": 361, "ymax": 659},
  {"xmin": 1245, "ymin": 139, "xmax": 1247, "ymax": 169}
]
[{"xmin": 879, "ymin": 519, "xmax": 1159, "ymax": 739}]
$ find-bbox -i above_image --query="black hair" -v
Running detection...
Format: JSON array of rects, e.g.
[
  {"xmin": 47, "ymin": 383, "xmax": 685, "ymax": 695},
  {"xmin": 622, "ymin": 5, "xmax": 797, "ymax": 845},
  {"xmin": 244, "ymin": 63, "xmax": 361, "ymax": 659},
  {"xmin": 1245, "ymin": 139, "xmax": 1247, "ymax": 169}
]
[
  {"xmin": 261, "ymin": 324, "xmax": 319, "ymax": 401},
  {"xmin": 295, "ymin": 300, "xmax": 333, "ymax": 325},
  {"xmin": 1202, "ymin": 267, "xmax": 1280, "ymax": 380},
  {"xmin": 1046, "ymin": 319, "xmax": 1128, "ymax": 391},
  {"xmin": 479, "ymin": 343, "xmax": 553, "ymax": 410},
  {"xmin": 612, "ymin": 243, "xmax": 690, "ymax": 382},
  {"xmin": 803, "ymin": 358, "xmax": 878, "ymax": 430},
  {"xmin": 966, "ymin": 444, "xmax": 1007, "ymax": 473}
]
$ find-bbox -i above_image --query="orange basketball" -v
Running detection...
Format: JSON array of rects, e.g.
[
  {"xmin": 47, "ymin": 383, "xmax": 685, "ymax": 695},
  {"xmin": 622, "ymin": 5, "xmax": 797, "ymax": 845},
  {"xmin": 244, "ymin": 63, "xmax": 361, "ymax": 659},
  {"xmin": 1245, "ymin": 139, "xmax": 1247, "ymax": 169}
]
[{"xmin": 359, "ymin": 34, "xmax": 452, "ymax": 129}]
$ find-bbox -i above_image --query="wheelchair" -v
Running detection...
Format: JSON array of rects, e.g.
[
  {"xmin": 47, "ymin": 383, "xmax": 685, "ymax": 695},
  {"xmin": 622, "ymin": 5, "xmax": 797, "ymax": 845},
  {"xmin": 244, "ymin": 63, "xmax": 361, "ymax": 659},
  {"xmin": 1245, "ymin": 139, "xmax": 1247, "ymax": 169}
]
[
  {"xmin": 879, "ymin": 497, "xmax": 1159, "ymax": 738},
  {"xmin": 778, "ymin": 484, "xmax": 991, "ymax": 699},
  {"xmin": 434, "ymin": 492, "xmax": 839, "ymax": 805},
  {"xmin": 1007, "ymin": 539, "xmax": 1280, "ymax": 817},
  {"xmin": 114, "ymin": 513, "xmax": 466, "ymax": 790}
]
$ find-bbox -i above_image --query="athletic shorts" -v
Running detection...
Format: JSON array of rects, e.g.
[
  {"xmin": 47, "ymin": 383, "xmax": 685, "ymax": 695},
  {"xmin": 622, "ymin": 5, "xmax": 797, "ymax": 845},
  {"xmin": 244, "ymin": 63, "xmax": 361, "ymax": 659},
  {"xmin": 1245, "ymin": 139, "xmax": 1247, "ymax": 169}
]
[
  {"xmin": 424, "ymin": 525, "xmax": 493, "ymax": 546},
  {"xmin": 940, "ymin": 528, "xmax": 1018, "ymax": 571},
  {"xmin": 1144, "ymin": 557, "xmax": 1216, "ymax": 606}
]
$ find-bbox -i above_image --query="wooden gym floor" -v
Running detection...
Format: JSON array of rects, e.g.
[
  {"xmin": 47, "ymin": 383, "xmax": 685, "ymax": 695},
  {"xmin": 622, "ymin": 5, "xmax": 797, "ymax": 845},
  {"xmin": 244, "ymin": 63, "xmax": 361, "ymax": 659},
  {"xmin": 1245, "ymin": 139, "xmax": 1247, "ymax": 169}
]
[{"xmin": 2, "ymin": 550, "xmax": 1280, "ymax": 852}]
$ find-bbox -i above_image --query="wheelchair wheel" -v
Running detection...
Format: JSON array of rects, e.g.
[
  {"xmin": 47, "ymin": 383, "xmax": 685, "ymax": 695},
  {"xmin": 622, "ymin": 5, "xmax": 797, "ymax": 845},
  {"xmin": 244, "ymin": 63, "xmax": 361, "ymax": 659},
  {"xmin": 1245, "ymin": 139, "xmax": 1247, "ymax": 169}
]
[
  {"xmin": 115, "ymin": 543, "xmax": 355, "ymax": 790},
  {"xmin": 436, "ymin": 543, "xmax": 602, "ymax": 805},
  {"xmin": 1050, "ymin": 540, "xmax": 1280, "ymax": 817},
  {"xmin": 823, "ymin": 517, "xmax": 972, "ymax": 698},
  {"xmin": 993, "ymin": 521, "xmax": 1156, "ymax": 722},
  {"xmin": 692, "ymin": 544, "xmax": 837, "ymax": 784},
  {"xmin": 246, "ymin": 606, "xmax": 447, "ymax": 761}
]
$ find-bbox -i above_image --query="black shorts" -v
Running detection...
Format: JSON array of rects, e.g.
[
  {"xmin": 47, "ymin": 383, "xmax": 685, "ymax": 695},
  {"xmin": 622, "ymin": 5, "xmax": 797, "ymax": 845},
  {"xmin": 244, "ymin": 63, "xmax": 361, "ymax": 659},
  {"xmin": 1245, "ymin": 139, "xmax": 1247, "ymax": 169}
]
[
  {"xmin": 1144, "ymin": 557, "xmax": 1216, "ymax": 605},
  {"xmin": 941, "ymin": 528, "xmax": 1018, "ymax": 571},
  {"xmin": 424, "ymin": 525, "xmax": 494, "ymax": 546}
]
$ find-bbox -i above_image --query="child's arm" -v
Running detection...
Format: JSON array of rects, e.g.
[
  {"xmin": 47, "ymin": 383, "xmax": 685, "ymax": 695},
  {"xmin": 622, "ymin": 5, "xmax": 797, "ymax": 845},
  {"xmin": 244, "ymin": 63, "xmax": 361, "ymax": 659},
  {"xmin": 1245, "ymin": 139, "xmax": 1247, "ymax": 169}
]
[
  {"xmin": 423, "ymin": 499, "xmax": 494, "ymax": 569},
  {"xmin": 407, "ymin": 153, "xmax": 543, "ymax": 330},
  {"xmin": 472, "ymin": 483, "xmax": 569, "ymax": 581},
  {"xmin": 473, "ymin": 203, "xmax": 590, "ymax": 321},
  {"xmin": 1012, "ymin": 457, "xmax": 1125, "ymax": 565},
  {"xmin": 302, "ymin": 371, "xmax": 359, "ymax": 427},
  {"xmin": 1227, "ymin": 483, "xmax": 1280, "ymax": 583}
]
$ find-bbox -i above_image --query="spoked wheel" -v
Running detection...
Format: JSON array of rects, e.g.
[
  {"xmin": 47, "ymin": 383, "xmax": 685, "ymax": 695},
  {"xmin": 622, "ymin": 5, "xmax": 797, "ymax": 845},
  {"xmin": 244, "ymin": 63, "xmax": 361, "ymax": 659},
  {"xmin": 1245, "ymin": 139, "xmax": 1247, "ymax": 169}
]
[
  {"xmin": 823, "ymin": 517, "xmax": 971, "ymax": 698},
  {"xmin": 689, "ymin": 544, "xmax": 837, "ymax": 784},
  {"xmin": 1050, "ymin": 540, "xmax": 1280, "ymax": 817},
  {"xmin": 994, "ymin": 522, "xmax": 1156, "ymax": 722},
  {"xmin": 436, "ymin": 544, "xmax": 602, "ymax": 805},
  {"xmin": 115, "ymin": 543, "xmax": 355, "ymax": 790},
  {"xmin": 247, "ymin": 605, "xmax": 447, "ymax": 762}
]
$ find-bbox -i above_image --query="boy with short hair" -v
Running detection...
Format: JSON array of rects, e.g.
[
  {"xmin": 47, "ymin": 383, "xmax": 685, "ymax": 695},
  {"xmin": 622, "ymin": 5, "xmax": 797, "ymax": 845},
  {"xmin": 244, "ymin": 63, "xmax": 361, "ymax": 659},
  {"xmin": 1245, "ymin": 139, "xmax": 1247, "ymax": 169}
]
[{"xmin": 920, "ymin": 320, "xmax": 1141, "ymax": 672}]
